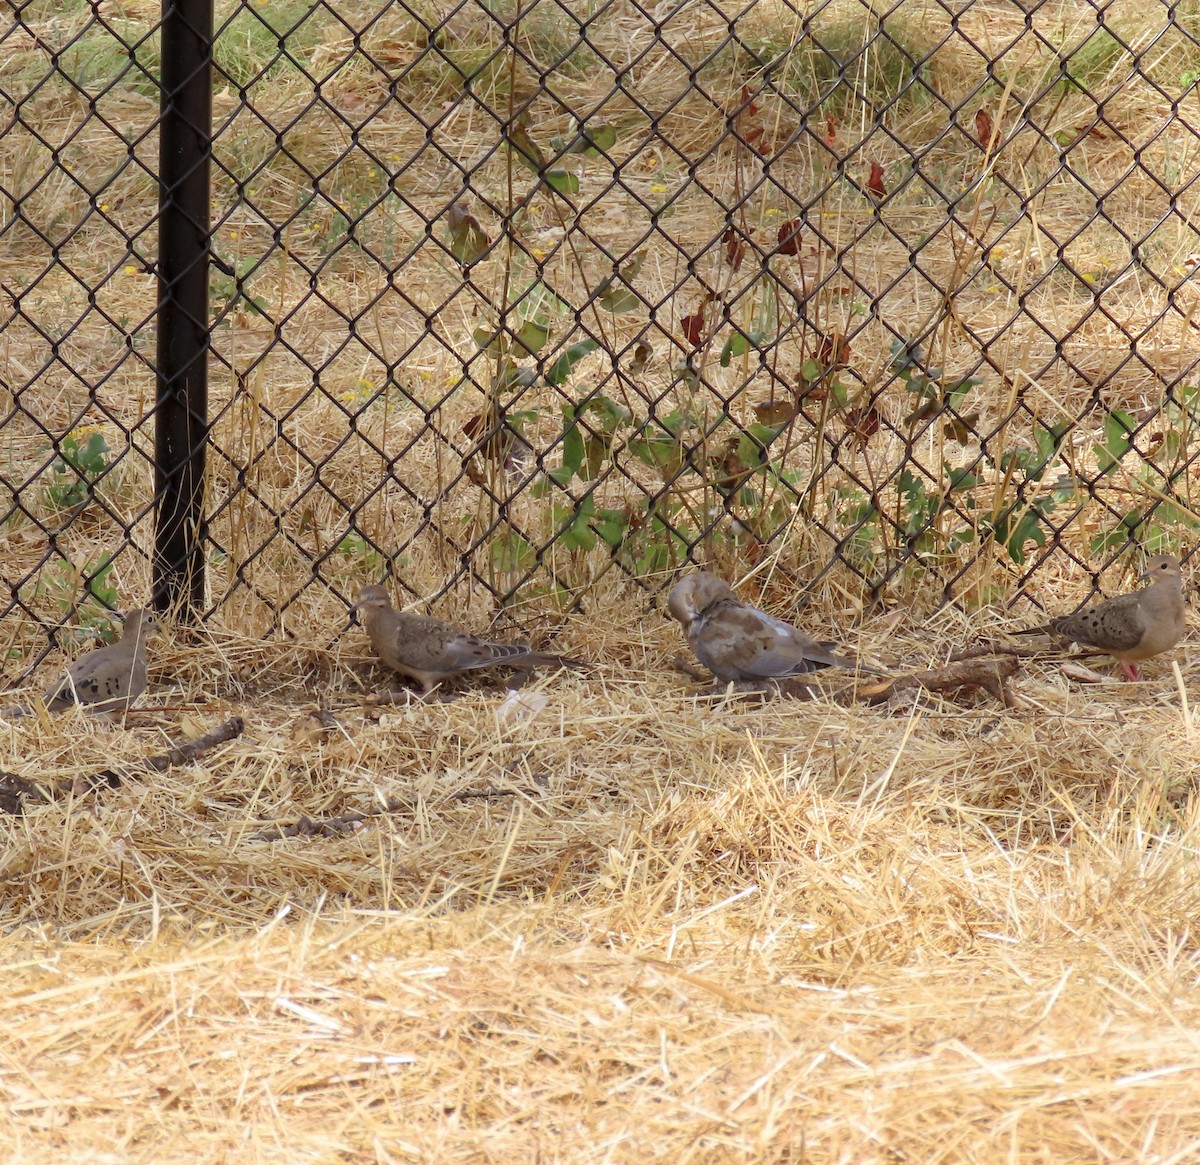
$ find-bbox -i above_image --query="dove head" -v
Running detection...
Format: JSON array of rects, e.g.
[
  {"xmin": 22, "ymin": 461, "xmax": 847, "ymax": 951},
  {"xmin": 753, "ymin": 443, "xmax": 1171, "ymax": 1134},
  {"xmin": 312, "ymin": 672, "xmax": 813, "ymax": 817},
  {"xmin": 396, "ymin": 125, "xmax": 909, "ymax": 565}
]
[
  {"xmin": 122, "ymin": 609, "xmax": 162, "ymax": 639},
  {"xmin": 667, "ymin": 571, "xmax": 736, "ymax": 627},
  {"xmin": 1140, "ymin": 554, "xmax": 1181, "ymax": 584},
  {"xmin": 350, "ymin": 584, "xmax": 394, "ymax": 614}
]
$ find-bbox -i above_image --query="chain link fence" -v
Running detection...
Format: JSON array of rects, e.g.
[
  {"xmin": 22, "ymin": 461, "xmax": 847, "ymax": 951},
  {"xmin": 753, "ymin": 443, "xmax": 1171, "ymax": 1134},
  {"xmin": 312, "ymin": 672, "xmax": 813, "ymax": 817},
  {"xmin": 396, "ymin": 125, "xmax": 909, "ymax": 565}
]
[{"xmin": 4, "ymin": 0, "xmax": 1200, "ymax": 659}]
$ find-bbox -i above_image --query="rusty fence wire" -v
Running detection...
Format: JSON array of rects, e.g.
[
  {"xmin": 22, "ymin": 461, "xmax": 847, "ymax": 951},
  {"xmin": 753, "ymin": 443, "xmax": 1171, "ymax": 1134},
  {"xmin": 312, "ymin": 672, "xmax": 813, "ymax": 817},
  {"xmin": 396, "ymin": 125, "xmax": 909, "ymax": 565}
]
[{"xmin": 4, "ymin": 0, "xmax": 1200, "ymax": 657}]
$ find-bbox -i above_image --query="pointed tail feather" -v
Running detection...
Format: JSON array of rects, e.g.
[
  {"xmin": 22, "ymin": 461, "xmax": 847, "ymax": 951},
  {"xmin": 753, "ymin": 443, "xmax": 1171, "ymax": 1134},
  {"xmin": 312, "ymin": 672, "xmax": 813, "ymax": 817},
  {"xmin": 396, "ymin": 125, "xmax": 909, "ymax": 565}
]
[{"xmin": 807, "ymin": 642, "xmax": 888, "ymax": 675}]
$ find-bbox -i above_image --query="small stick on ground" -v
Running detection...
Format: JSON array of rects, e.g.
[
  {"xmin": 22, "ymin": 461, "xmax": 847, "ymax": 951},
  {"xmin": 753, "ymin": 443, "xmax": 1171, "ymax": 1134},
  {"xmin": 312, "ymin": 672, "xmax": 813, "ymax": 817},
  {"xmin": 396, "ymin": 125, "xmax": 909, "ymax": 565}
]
[
  {"xmin": 857, "ymin": 657, "xmax": 1021, "ymax": 708},
  {"xmin": 253, "ymin": 772, "xmax": 557, "ymax": 842},
  {"xmin": 253, "ymin": 810, "xmax": 370, "ymax": 840},
  {"xmin": 949, "ymin": 641, "xmax": 1108, "ymax": 666},
  {"xmin": 252, "ymin": 795, "xmax": 413, "ymax": 842},
  {"xmin": 949, "ymin": 642, "xmax": 1044, "ymax": 662},
  {"xmin": 0, "ymin": 715, "xmax": 247, "ymax": 814},
  {"xmin": 363, "ymin": 688, "xmax": 460, "ymax": 706}
]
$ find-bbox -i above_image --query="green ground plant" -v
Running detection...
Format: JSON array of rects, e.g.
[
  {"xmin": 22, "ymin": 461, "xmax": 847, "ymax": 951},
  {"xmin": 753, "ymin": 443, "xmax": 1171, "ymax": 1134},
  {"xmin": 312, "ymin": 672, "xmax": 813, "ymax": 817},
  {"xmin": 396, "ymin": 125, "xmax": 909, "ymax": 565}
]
[{"xmin": 43, "ymin": 429, "xmax": 112, "ymax": 516}]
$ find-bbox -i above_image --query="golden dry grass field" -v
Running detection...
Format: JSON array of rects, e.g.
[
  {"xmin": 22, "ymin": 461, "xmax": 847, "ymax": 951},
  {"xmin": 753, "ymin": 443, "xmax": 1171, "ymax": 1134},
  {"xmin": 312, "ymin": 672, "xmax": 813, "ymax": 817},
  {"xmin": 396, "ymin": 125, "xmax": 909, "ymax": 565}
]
[{"xmin": 5, "ymin": 0, "xmax": 1200, "ymax": 1159}]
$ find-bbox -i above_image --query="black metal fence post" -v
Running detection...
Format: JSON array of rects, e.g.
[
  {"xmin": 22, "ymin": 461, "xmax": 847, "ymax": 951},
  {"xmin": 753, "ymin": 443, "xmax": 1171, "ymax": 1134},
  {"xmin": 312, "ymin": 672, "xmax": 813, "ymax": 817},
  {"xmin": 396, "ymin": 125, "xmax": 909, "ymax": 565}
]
[{"xmin": 154, "ymin": 0, "xmax": 213, "ymax": 618}]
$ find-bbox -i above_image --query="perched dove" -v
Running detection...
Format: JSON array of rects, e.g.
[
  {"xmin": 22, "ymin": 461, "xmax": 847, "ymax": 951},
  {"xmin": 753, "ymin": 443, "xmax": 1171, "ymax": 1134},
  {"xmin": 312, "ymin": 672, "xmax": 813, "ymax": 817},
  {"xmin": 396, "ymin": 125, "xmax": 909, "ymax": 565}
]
[
  {"xmin": 667, "ymin": 570, "xmax": 881, "ymax": 684},
  {"xmin": 1023, "ymin": 553, "xmax": 1186, "ymax": 680},
  {"xmin": 2, "ymin": 609, "xmax": 162, "ymax": 717},
  {"xmin": 350, "ymin": 584, "xmax": 578, "ymax": 692}
]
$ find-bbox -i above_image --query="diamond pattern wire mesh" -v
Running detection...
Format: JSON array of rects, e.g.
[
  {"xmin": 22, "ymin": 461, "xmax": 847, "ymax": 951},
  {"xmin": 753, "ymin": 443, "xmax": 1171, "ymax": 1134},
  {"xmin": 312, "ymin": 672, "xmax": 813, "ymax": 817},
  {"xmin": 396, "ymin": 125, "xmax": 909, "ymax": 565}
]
[{"xmin": 4, "ymin": 0, "xmax": 1200, "ymax": 661}]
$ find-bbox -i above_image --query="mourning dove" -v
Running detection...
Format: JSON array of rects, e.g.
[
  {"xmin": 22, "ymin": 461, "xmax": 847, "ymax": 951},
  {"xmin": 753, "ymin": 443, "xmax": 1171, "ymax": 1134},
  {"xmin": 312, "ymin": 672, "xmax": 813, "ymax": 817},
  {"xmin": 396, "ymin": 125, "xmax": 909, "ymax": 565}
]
[
  {"xmin": 350, "ymin": 584, "xmax": 579, "ymax": 692},
  {"xmin": 2, "ymin": 609, "xmax": 162, "ymax": 717},
  {"xmin": 667, "ymin": 570, "xmax": 882, "ymax": 685},
  {"xmin": 1022, "ymin": 553, "xmax": 1186, "ymax": 680}
]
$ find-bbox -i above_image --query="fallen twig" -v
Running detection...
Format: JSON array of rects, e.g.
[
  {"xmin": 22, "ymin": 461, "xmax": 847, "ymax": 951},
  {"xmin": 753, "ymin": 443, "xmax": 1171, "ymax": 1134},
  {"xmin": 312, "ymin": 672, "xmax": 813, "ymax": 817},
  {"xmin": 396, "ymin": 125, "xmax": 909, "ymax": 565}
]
[
  {"xmin": 949, "ymin": 641, "xmax": 1107, "ymax": 665},
  {"xmin": 95, "ymin": 716, "xmax": 247, "ymax": 789},
  {"xmin": 363, "ymin": 688, "xmax": 458, "ymax": 706},
  {"xmin": 252, "ymin": 773, "xmax": 557, "ymax": 841},
  {"xmin": 857, "ymin": 657, "xmax": 1021, "ymax": 708},
  {"xmin": 252, "ymin": 810, "xmax": 369, "ymax": 840},
  {"xmin": 0, "ymin": 716, "xmax": 247, "ymax": 814}
]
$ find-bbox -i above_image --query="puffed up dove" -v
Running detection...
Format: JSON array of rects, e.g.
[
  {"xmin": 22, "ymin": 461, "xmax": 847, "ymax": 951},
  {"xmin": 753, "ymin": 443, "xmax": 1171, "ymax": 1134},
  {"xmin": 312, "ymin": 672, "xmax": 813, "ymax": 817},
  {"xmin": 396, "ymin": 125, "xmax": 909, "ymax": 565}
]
[
  {"xmin": 667, "ymin": 570, "xmax": 883, "ymax": 685},
  {"xmin": 1020, "ymin": 553, "xmax": 1186, "ymax": 680},
  {"xmin": 350, "ymin": 584, "xmax": 580, "ymax": 692},
  {"xmin": 3, "ymin": 608, "xmax": 162, "ymax": 717}
]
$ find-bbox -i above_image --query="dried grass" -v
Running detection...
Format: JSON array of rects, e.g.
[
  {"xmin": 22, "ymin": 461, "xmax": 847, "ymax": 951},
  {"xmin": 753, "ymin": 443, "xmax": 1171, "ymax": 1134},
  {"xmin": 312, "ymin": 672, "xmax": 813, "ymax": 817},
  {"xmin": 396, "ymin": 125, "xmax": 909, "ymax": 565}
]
[
  {"xmin": 4, "ymin": 611, "xmax": 1200, "ymax": 1160},
  {"xmin": 6, "ymin": 0, "xmax": 1200, "ymax": 1158}
]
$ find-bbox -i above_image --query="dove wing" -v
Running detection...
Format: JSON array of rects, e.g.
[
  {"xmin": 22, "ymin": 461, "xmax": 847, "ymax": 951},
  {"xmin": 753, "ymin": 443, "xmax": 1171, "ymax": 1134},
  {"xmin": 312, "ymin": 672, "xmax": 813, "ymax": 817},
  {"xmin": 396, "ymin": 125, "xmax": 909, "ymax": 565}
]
[
  {"xmin": 692, "ymin": 603, "xmax": 826, "ymax": 678},
  {"xmin": 437, "ymin": 631, "xmax": 533, "ymax": 673},
  {"xmin": 45, "ymin": 642, "xmax": 145, "ymax": 711},
  {"xmin": 1050, "ymin": 592, "xmax": 1146, "ymax": 652}
]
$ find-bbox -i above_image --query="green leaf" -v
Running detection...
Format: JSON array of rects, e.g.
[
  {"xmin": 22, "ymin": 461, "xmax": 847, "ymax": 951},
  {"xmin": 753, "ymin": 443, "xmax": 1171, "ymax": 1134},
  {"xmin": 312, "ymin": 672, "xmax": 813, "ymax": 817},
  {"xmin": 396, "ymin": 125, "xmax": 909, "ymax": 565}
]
[
  {"xmin": 492, "ymin": 358, "xmax": 527, "ymax": 394},
  {"xmin": 517, "ymin": 280, "xmax": 571, "ymax": 322},
  {"xmin": 656, "ymin": 407, "xmax": 692, "ymax": 438},
  {"xmin": 999, "ymin": 448, "xmax": 1032, "ymax": 474},
  {"xmin": 1094, "ymin": 408, "xmax": 1135, "ymax": 476},
  {"xmin": 995, "ymin": 509, "xmax": 1048, "ymax": 564},
  {"xmin": 545, "ymin": 170, "xmax": 580, "ymax": 196},
  {"xmin": 446, "ymin": 203, "xmax": 489, "ymax": 266},
  {"xmin": 594, "ymin": 507, "xmax": 629, "ymax": 548},
  {"xmin": 491, "ymin": 531, "xmax": 537, "ymax": 572},
  {"xmin": 1090, "ymin": 527, "xmax": 1130, "ymax": 554},
  {"xmin": 553, "ymin": 123, "xmax": 619, "ymax": 155},
  {"xmin": 583, "ymin": 436, "xmax": 608, "ymax": 479},
  {"xmin": 555, "ymin": 495, "xmax": 597, "ymax": 552},
  {"xmin": 584, "ymin": 394, "xmax": 632, "ymax": 436},
  {"xmin": 560, "ymin": 407, "xmax": 586, "ymax": 479},
  {"xmin": 80, "ymin": 432, "xmax": 110, "ymax": 468},
  {"xmin": 628, "ymin": 436, "xmax": 678, "ymax": 472},
  {"xmin": 545, "ymin": 338, "xmax": 599, "ymax": 386},
  {"xmin": 945, "ymin": 466, "xmax": 982, "ymax": 491},
  {"xmin": 1154, "ymin": 500, "xmax": 1200, "ymax": 530},
  {"xmin": 563, "ymin": 523, "xmax": 596, "ymax": 552},
  {"xmin": 595, "ymin": 251, "xmax": 647, "ymax": 314},
  {"xmin": 890, "ymin": 338, "xmax": 923, "ymax": 375},
  {"xmin": 514, "ymin": 319, "xmax": 550, "ymax": 355},
  {"xmin": 507, "ymin": 120, "xmax": 545, "ymax": 172},
  {"xmin": 718, "ymin": 329, "xmax": 763, "ymax": 368},
  {"xmin": 596, "ymin": 285, "xmax": 640, "ymax": 314},
  {"xmin": 945, "ymin": 374, "xmax": 983, "ymax": 409},
  {"xmin": 581, "ymin": 123, "xmax": 617, "ymax": 154},
  {"xmin": 1035, "ymin": 421, "xmax": 1070, "ymax": 463},
  {"xmin": 473, "ymin": 326, "xmax": 501, "ymax": 353}
]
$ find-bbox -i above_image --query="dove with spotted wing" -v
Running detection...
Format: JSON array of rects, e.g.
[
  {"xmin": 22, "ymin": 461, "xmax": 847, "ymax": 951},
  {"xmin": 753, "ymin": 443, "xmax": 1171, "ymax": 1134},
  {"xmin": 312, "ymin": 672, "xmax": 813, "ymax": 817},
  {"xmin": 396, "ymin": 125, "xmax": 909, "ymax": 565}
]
[
  {"xmin": 1023, "ymin": 553, "xmax": 1186, "ymax": 680},
  {"xmin": 350, "ymin": 585, "xmax": 579, "ymax": 692},
  {"xmin": 3, "ymin": 608, "xmax": 162, "ymax": 717}
]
